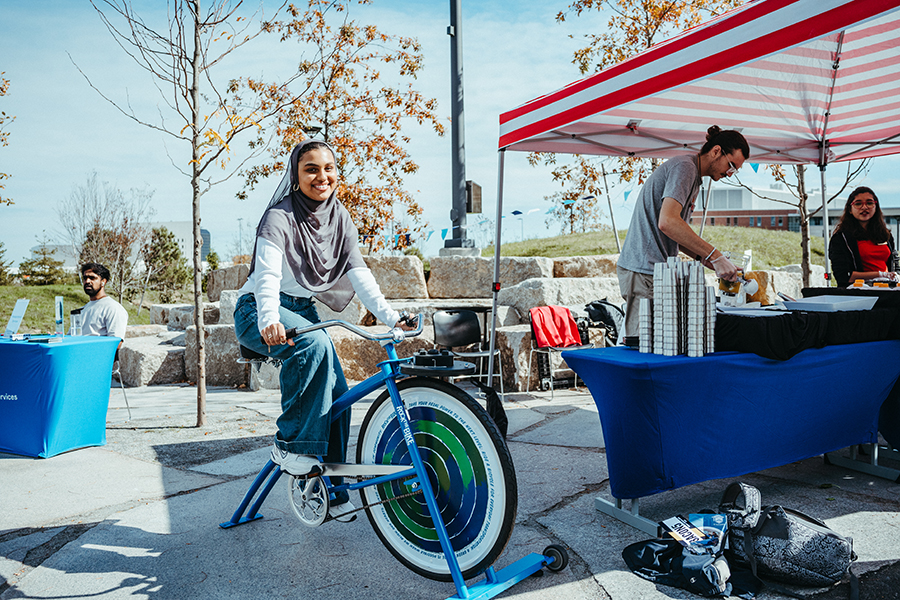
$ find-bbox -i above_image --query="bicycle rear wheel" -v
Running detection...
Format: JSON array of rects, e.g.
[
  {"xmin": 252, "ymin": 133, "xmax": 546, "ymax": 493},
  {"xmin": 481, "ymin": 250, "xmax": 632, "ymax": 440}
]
[{"xmin": 356, "ymin": 377, "xmax": 516, "ymax": 581}]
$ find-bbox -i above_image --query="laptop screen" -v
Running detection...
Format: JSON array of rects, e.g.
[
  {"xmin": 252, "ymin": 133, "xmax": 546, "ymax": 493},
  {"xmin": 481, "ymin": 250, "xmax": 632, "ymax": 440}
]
[{"xmin": 4, "ymin": 299, "xmax": 29, "ymax": 336}]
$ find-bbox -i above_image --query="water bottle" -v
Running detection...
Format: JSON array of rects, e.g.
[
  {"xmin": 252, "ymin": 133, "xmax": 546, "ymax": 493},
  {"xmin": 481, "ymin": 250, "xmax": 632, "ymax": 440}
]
[{"xmin": 55, "ymin": 296, "xmax": 64, "ymax": 335}]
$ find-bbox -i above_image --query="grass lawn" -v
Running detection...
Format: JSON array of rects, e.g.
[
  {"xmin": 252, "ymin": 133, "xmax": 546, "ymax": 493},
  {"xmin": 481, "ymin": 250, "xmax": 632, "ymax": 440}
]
[
  {"xmin": 0, "ymin": 284, "xmax": 195, "ymax": 334},
  {"xmin": 485, "ymin": 225, "xmax": 826, "ymax": 270}
]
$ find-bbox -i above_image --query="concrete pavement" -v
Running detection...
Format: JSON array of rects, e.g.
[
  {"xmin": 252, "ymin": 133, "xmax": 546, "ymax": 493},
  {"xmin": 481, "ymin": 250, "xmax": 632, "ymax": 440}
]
[{"xmin": 2, "ymin": 382, "xmax": 899, "ymax": 599}]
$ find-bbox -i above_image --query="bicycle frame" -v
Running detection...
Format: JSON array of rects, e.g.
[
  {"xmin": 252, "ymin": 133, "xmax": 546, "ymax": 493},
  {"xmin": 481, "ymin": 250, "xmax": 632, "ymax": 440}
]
[{"xmin": 221, "ymin": 321, "xmax": 558, "ymax": 600}]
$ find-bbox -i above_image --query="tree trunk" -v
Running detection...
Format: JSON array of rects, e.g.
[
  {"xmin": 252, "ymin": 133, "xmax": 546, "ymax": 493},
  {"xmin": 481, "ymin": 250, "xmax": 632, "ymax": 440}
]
[
  {"xmin": 191, "ymin": 0, "xmax": 207, "ymax": 427},
  {"xmin": 796, "ymin": 165, "xmax": 811, "ymax": 289}
]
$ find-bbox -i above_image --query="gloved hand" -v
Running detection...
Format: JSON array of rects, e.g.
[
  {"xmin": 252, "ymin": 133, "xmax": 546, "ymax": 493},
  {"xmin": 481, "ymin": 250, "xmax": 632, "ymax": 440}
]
[
  {"xmin": 712, "ymin": 254, "xmax": 739, "ymax": 281},
  {"xmin": 880, "ymin": 271, "xmax": 900, "ymax": 282}
]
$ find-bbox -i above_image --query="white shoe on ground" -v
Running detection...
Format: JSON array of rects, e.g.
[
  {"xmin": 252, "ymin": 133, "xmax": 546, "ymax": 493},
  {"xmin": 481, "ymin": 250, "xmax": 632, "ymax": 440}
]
[
  {"xmin": 329, "ymin": 500, "xmax": 357, "ymax": 523},
  {"xmin": 270, "ymin": 443, "xmax": 322, "ymax": 477}
]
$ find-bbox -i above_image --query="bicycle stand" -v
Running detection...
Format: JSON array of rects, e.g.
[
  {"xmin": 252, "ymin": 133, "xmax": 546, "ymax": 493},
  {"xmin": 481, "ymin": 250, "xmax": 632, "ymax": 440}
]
[
  {"xmin": 220, "ymin": 460, "xmax": 568, "ymax": 600},
  {"xmin": 219, "ymin": 460, "xmax": 283, "ymax": 529},
  {"xmin": 444, "ymin": 553, "xmax": 558, "ymax": 600}
]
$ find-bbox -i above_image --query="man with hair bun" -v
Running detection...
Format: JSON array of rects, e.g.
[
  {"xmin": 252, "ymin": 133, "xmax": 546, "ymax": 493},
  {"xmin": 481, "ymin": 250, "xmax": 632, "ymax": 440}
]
[
  {"xmin": 616, "ymin": 125, "xmax": 749, "ymax": 338},
  {"xmin": 79, "ymin": 262, "xmax": 129, "ymax": 349}
]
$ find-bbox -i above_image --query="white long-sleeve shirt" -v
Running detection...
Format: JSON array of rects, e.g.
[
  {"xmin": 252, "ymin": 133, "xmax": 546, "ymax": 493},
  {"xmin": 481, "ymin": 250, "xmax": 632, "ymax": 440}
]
[{"xmin": 239, "ymin": 238, "xmax": 399, "ymax": 332}]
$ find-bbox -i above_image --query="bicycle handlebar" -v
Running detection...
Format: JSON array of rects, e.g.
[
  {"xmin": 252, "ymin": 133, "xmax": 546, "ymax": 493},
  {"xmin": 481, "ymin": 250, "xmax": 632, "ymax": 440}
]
[{"xmin": 276, "ymin": 311, "xmax": 423, "ymax": 345}]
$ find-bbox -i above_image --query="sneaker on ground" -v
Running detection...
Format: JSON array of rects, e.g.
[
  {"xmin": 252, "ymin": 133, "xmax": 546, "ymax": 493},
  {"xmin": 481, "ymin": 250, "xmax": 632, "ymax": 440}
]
[
  {"xmin": 270, "ymin": 443, "xmax": 322, "ymax": 477},
  {"xmin": 329, "ymin": 500, "xmax": 357, "ymax": 523}
]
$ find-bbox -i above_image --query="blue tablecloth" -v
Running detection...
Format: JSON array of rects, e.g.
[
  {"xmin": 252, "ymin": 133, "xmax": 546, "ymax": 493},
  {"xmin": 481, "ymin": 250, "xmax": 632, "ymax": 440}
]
[
  {"xmin": 0, "ymin": 335, "xmax": 120, "ymax": 458},
  {"xmin": 563, "ymin": 342, "xmax": 900, "ymax": 500}
]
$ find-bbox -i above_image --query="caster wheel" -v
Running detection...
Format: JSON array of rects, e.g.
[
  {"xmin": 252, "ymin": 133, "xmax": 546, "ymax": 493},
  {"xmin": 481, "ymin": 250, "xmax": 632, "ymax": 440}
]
[{"xmin": 543, "ymin": 544, "xmax": 569, "ymax": 572}]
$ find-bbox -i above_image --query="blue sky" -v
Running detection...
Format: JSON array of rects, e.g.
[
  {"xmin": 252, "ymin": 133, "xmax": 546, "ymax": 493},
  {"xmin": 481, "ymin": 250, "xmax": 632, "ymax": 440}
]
[{"xmin": 2, "ymin": 0, "xmax": 900, "ymax": 266}]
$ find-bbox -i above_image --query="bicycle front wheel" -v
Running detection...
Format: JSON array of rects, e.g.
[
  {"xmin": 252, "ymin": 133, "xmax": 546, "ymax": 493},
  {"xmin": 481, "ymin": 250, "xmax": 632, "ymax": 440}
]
[{"xmin": 356, "ymin": 377, "xmax": 516, "ymax": 581}]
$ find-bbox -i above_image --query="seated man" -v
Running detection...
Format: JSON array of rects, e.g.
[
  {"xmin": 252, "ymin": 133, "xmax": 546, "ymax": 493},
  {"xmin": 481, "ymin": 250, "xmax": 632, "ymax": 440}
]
[{"xmin": 79, "ymin": 262, "xmax": 128, "ymax": 348}]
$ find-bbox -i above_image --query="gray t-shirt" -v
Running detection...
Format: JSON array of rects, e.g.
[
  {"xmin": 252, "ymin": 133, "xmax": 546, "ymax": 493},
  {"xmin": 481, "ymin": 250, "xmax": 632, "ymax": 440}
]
[
  {"xmin": 81, "ymin": 296, "xmax": 128, "ymax": 340},
  {"xmin": 617, "ymin": 154, "xmax": 701, "ymax": 275}
]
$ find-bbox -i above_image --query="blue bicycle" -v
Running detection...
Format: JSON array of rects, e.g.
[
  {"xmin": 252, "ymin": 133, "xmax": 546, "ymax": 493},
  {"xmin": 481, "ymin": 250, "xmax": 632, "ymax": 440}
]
[{"xmin": 221, "ymin": 314, "xmax": 568, "ymax": 598}]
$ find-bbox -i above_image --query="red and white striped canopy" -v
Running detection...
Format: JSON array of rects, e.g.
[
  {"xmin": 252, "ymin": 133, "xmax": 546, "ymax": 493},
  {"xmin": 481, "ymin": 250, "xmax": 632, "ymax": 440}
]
[{"xmin": 498, "ymin": 0, "xmax": 900, "ymax": 166}]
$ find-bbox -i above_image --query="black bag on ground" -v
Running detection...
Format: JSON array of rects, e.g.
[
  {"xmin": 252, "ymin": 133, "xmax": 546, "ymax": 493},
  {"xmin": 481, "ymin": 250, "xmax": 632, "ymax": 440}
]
[
  {"xmin": 585, "ymin": 298, "xmax": 624, "ymax": 345},
  {"xmin": 719, "ymin": 482, "xmax": 856, "ymax": 587},
  {"xmin": 622, "ymin": 537, "xmax": 731, "ymax": 597},
  {"xmin": 622, "ymin": 537, "xmax": 762, "ymax": 598}
]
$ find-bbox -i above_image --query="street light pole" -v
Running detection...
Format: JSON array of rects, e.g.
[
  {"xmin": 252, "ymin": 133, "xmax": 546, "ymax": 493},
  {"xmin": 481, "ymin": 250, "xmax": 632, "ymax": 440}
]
[
  {"xmin": 237, "ymin": 217, "xmax": 243, "ymax": 260},
  {"xmin": 511, "ymin": 210, "xmax": 524, "ymax": 242},
  {"xmin": 443, "ymin": 0, "xmax": 473, "ymax": 251}
]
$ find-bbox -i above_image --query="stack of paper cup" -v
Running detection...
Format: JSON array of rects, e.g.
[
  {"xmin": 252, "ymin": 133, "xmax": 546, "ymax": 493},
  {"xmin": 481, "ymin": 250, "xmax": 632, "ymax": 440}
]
[
  {"xmin": 687, "ymin": 263, "xmax": 705, "ymax": 357},
  {"xmin": 706, "ymin": 285, "xmax": 717, "ymax": 353},
  {"xmin": 639, "ymin": 298, "xmax": 651, "ymax": 353},
  {"xmin": 644, "ymin": 259, "xmax": 718, "ymax": 357},
  {"xmin": 653, "ymin": 262, "xmax": 665, "ymax": 355},
  {"xmin": 662, "ymin": 267, "xmax": 678, "ymax": 356}
]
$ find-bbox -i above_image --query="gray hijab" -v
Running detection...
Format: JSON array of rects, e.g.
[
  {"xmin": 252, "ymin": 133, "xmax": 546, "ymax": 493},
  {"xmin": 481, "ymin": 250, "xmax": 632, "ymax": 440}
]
[{"xmin": 249, "ymin": 140, "xmax": 366, "ymax": 311}]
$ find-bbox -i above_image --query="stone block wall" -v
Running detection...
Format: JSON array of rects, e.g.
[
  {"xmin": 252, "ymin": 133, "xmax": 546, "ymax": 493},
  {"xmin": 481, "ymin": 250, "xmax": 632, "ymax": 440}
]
[
  {"xmin": 427, "ymin": 257, "xmax": 554, "ymax": 299},
  {"xmin": 363, "ymin": 255, "xmax": 428, "ymax": 299},
  {"xmin": 498, "ymin": 277, "xmax": 625, "ymax": 319},
  {"xmin": 553, "ymin": 255, "xmax": 619, "ymax": 278},
  {"xmin": 118, "ymin": 333, "xmax": 186, "ymax": 387},
  {"xmin": 207, "ymin": 264, "xmax": 249, "ymax": 302},
  {"xmin": 184, "ymin": 324, "xmax": 249, "ymax": 387}
]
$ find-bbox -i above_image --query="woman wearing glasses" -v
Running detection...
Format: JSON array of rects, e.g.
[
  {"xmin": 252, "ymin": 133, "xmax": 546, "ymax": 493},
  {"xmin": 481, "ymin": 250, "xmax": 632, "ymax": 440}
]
[{"xmin": 829, "ymin": 186, "xmax": 898, "ymax": 287}]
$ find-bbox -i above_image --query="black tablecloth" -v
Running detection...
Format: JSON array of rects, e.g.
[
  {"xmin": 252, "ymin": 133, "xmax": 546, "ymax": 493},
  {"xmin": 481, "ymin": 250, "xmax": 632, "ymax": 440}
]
[{"xmin": 715, "ymin": 308, "xmax": 900, "ymax": 360}]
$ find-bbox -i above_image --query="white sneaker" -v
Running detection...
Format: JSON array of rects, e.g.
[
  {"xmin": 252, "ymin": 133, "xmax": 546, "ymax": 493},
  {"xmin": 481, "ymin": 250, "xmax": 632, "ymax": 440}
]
[
  {"xmin": 270, "ymin": 443, "xmax": 322, "ymax": 477},
  {"xmin": 329, "ymin": 500, "xmax": 357, "ymax": 523}
]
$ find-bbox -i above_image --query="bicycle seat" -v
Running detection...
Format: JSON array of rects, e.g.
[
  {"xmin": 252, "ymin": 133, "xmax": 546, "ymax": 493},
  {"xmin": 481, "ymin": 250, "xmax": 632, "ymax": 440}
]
[{"xmin": 238, "ymin": 344, "xmax": 269, "ymax": 363}]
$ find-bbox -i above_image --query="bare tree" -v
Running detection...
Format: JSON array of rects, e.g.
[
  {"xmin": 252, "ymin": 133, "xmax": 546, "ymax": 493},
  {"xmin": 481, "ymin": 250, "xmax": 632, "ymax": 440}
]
[
  {"xmin": 81, "ymin": 0, "xmax": 309, "ymax": 427},
  {"xmin": 728, "ymin": 160, "xmax": 870, "ymax": 286},
  {"xmin": 226, "ymin": 218, "xmax": 254, "ymax": 265},
  {"xmin": 57, "ymin": 172, "xmax": 155, "ymax": 301}
]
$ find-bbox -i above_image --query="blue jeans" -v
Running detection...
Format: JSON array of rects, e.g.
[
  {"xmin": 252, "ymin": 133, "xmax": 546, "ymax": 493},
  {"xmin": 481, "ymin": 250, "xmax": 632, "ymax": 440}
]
[{"xmin": 234, "ymin": 293, "xmax": 350, "ymax": 502}]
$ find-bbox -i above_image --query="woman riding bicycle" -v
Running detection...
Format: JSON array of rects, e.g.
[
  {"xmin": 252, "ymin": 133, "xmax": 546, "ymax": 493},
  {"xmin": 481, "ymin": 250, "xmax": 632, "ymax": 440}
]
[{"xmin": 233, "ymin": 139, "xmax": 404, "ymax": 521}]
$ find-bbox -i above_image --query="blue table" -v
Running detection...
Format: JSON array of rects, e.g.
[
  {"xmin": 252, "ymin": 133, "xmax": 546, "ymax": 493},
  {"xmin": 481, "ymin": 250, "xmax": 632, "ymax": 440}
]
[
  {"xmin": 0, "ymin": 335, "xmax": 120, "ymax": 458},
  {"xmin": 563, "ymin": 343, "xmax": 900, "ymax": 533}
]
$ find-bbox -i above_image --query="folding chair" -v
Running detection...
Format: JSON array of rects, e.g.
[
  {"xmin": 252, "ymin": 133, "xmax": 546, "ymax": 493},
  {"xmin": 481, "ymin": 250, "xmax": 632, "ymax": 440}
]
[
  {"xmin": 433, "ymin": 309, "xmax": 504, "ymax": 396},
  {"xmin": 527, "ymin": 306, "xmax": 593, "ymax": 398}
]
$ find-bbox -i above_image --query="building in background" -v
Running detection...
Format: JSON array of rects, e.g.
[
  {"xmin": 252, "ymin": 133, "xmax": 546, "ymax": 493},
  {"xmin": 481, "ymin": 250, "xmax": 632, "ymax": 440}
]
[
  {"xmin": 689, "ymin": 185, "xmax": 900, "ymax": 245},
  {"xmin": 690, "ymin": 184, "xmax": 798, "ymax": 231},
  {"xmin": 149, "ymin": 221, "xmax": 211, "ymax": 262},
  {"xmin": 809, "ymin": 207, "xmax": 900, "ymax": 240}
]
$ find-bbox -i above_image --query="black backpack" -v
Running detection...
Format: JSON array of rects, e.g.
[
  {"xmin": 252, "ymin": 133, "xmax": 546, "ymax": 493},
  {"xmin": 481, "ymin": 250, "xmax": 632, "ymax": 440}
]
[{"xmin": 585, "ymin": 298, "xmax": 625, "ymax": 345}]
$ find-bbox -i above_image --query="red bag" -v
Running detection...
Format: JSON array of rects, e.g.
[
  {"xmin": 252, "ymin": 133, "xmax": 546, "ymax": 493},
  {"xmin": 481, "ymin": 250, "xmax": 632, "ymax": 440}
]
[{"xmin": 529, "ymin": 306, "xmax": 581, "ymax": 348}]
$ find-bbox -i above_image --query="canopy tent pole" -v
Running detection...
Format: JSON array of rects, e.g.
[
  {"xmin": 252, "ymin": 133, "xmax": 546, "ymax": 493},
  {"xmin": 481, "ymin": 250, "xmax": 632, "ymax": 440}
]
[
  {"xmin": 820, "ymin": 164, "xmax": 830, "ymax": 282},
  {"xmin": 486, "ymin": 149, "xmax": 506, "ymax": 390},
  {"xmin": 819, "ymin": 30, "xmax": 845, "ymax": 284}
]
